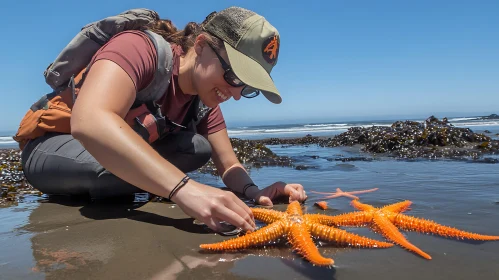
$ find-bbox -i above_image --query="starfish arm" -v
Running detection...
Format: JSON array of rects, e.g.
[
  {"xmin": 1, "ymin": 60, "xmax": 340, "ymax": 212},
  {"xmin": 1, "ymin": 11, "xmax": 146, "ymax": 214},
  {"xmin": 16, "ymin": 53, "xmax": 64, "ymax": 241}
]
[
  {"xmin": 321, "ymin": 194, "xmax": 341, "ymax": 199},
  {"xmin": 310, "ymin": 191, "xmax": 337, "ymax": 195},
  {"xmin": 307, "ymin": 222, "xmax": 393, "ymax": 248},
  {"xmin": 372, "ymin": 213, "xmax": 432, "ymax": 259},
  {"xmin": 288, "ymin": 223, "xmax": 334, "ymax": 267},
  {"xmin": 251, "ymin": 208, "xmax": 285, "ymax": 224},
  {"xmin": 381, "ymin": 200, "xmax": 412, "ymax": 213},
  {"xmin": 347, "ymin": 188, "xmax": 379, "ymax": 195},
  {"xmin": 286, "ymin": 201, "xmax": 304, "ymax": 216},
  {"xmin": 342, "ymin": 193, "xmax": 360, "ymax": 200},
  {"xmin": 351, "ymin": 199, "xmax": 377, "ymax": 211},
  {"xmin": 306, "ymin": 212, "xmax": 370, "ymax": 227},
  {"xmin": 393, "ymin": 214, "xmax": 499, "ymax": 241},
  {"xmin": 200, "ymin": 220, "xmax": 287, "ymax": 251}
]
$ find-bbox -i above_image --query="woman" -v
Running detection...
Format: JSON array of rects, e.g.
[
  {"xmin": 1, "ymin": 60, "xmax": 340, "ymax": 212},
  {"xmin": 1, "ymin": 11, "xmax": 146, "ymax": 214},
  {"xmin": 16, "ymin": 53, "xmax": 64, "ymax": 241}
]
[{"xmin": 19, "ymin": 7, "xmax": 307, "ymax": 233}]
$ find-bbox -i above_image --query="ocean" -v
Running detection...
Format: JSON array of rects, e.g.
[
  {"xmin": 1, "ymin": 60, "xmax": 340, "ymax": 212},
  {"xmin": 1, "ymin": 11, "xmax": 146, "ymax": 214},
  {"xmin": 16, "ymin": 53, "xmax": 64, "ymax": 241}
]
[
  {"xmin": 0, "ymin": 130, "xmax": 17, "ymax": 149},
  {"xmin": 1, "ymin": 115, "xmax": 499, "ymax": 279}
]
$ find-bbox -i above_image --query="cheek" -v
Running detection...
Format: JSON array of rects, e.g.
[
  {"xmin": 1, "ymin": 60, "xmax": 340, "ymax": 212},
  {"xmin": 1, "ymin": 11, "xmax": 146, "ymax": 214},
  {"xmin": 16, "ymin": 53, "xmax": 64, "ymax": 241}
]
[
  {"xmin": 191, "ymin": 65, "xmax": 218, "ymax": 108},
  {"xmin": 193, "ymin": 63, "xmax": 225, "ymax": 92}
]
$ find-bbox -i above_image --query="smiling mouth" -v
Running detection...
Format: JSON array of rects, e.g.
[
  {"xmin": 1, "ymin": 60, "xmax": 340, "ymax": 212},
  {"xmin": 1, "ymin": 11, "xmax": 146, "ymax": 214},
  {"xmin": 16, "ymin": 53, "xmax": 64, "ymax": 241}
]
[{"xmin": 215, "ymin": 88, "xmax": 229, "ymax": 101}]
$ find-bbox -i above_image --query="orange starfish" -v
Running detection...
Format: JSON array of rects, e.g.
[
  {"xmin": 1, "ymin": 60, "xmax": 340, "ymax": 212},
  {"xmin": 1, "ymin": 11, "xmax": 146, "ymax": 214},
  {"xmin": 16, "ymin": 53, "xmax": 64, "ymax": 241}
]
[
  {"xmin": 311, "ymin": 187, "xmax": 379, "ymax": 200},
  {"xmin": 200, "ymin": 201, "xmax": 393, "ymax": 267},
  {"xmin": 312, "ymin": 199, "xmax": 499, "ymax": 259},
  {"xmin": 314, "ymin": 201, "xmax": 328, "ymax": 210}
]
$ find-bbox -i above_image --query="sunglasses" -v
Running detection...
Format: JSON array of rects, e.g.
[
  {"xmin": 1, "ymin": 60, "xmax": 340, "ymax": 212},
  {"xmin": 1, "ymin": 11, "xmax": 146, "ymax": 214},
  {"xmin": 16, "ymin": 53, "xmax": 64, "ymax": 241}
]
[{"xmin": 208, "ymin": 44, "xmax": 260, "ymax": 99}]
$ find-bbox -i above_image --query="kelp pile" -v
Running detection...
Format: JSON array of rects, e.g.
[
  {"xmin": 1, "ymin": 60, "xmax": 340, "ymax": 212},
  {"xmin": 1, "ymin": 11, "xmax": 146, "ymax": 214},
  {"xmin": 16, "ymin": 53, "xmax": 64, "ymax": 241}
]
[
  {"xmin": 257, "ymin": 116, "xmax": 499, "ymax": 160},
  {"xmin": 0, "ymin": 149, "xmax": 40, "ymax": 207}
]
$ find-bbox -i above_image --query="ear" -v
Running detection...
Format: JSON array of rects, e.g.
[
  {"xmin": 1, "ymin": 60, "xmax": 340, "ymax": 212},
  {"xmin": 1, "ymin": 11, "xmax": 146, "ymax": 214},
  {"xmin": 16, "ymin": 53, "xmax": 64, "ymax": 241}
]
[{"xmin": 194, "ymin": 34, "xmax": 207, "ymax": 56}]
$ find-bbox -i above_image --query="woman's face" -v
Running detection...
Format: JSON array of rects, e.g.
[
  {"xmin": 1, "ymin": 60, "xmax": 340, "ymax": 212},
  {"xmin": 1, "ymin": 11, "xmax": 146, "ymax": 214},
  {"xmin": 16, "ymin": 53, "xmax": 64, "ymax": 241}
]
[{"xmin": 191, "ymin": 36, "xmax": 244, "ymax": 108}]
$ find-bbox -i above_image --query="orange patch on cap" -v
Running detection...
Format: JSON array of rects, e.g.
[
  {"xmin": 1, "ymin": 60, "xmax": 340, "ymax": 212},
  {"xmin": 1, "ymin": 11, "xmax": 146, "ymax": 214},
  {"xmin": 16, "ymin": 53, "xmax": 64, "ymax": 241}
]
[{"xmin": 262, "ymin": 35, "xmax": 279, "ymax": 65}]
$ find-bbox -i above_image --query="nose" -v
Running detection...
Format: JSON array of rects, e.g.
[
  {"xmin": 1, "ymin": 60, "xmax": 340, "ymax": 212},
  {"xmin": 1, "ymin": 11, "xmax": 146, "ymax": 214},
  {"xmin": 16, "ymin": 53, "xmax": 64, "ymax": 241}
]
[{"xmin": 229, "ymin": 87, "xmax": 242, "ymax": 101}]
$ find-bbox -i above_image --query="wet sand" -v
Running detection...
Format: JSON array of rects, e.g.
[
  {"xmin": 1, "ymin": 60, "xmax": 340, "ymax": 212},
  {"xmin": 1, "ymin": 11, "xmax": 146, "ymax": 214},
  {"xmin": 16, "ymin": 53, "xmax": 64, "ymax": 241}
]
[
  {"xmin": 2, "ymin": 192, "xmax": 499, "ymax": 279},
  {"xmin": 1, "ymin": 144, "xmax": 499, "ymax": 279}
]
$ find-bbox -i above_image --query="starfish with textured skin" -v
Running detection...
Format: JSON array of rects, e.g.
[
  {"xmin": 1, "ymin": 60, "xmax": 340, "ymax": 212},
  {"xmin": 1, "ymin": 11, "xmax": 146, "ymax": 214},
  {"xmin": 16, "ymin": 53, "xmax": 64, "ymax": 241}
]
[
  {"xmin": 311, "ymin": 187, "xmax": 379, "ymax": 200},
  {"xmin": 200, "ymin": 201, "xmax": 393, "ymax": 267},
  {"xmin": 312, "ymin": 199, "xmax": 499, "ymax": 259}
]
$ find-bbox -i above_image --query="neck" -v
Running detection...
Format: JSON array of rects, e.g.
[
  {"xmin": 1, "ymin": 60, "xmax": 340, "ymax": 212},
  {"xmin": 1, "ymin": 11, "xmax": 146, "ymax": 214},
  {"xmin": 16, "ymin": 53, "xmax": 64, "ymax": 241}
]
[{"xmin": 178, "ymin": 51, "xmax": 196, "ymax": 95}]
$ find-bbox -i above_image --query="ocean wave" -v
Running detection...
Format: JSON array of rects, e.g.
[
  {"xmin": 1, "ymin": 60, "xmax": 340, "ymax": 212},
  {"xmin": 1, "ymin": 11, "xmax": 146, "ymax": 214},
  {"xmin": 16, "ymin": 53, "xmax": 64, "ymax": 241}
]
[
  {"xmin": 227, "ymin": 123, "xmax": 392, "ymax": 136},
  {"xmin": 0, "ymin": 136, "xmax": 16, "ymax": 145},
  {"xmin": 454, "ymin": 121, "xmax": 499, "ymax": 127},
  {"xmin": 304, "ymin": 123, "xmax": 347, "ymax": 128},
  {"xmin": 449, "ymin": 117, "xmax": 479, "ymax": 122}
]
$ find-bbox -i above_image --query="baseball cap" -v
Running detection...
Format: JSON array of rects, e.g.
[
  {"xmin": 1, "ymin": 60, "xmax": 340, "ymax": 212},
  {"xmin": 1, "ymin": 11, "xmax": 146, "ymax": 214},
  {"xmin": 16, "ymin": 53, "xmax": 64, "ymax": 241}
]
[{"xmin": 202, "ymin": 7, "xmax": 282, "ymax": 104}]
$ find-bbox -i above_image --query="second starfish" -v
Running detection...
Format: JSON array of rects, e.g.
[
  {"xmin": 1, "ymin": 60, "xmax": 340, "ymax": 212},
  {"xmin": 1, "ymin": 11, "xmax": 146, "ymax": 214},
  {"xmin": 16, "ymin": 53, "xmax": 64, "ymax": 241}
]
[{"xmin": 314, "ymin": 199, "xmax": 499, "ymax": 259}]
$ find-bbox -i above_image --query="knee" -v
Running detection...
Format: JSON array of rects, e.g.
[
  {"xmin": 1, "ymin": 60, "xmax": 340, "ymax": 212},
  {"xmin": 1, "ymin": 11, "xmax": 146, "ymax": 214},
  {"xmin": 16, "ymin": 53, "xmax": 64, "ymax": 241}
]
[
  {"xmin": 191, "ymin": 133, "xmax": 212, "ymax": 167},
  {"xmin": 154, "ymin": 131, "xmax": 213, "ymax": 173}
]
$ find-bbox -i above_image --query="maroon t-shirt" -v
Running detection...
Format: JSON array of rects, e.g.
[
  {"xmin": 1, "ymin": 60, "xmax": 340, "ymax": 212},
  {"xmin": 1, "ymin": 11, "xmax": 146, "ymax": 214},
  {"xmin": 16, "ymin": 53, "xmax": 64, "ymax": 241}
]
[{"xmin": 87, "ymin": 30, "xmax": 226, "ymax": 135}]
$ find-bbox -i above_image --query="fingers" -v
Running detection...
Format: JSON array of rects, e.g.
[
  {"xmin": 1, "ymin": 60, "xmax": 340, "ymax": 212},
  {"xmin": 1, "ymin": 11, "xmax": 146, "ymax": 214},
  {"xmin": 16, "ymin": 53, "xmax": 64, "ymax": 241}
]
[
  {"xmin": 256, "ymin": 196, "xmax": 273, "ymax": 207},
  {"xmin": 286, "ymin": 183, "xmax": 307, "ymax": 202},
  {"xmin": 229, "ymin": 192, "xmax": 256, "ymax": 223},
  {"xmin": 214, "ymin": 203, "xmax": 256, "ymax": 232},
  {"xmin": 253, "ymin": 182, "xmax": 308, "ymax": 206}
]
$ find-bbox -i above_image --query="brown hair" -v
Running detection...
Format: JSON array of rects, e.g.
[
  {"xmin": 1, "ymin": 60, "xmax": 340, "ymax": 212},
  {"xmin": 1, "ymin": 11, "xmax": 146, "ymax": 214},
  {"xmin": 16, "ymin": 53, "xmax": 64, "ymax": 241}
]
[{"xmin": 146, "ymin": 16, "xmax": 223, "ymax": 54}]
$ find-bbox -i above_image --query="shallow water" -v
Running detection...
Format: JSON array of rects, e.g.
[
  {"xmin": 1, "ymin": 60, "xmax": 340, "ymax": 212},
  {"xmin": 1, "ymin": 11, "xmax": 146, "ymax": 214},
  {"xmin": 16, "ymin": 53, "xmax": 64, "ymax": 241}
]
[{"xmin": 0, "ymin": 144, "xmax": 498, "ymax": 279}]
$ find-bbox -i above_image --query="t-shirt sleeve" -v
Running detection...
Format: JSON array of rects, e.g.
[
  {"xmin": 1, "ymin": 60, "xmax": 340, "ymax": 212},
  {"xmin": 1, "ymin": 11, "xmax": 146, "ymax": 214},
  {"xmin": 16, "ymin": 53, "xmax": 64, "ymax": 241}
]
[
  {"xmin": 88, "ymin": 30, "xmax": 157, "ymax": 94},
  {"xmin": 196, "ymin": 105, "xmax": 227, "ymax": 135}
]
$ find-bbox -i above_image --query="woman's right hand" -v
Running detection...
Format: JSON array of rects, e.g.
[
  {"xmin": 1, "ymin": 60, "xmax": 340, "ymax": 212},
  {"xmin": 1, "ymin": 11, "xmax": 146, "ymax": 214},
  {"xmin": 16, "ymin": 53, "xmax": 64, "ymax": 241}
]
[{"xmin": 171, "ymin": 180, "xmax": 256, "ymax": 233}]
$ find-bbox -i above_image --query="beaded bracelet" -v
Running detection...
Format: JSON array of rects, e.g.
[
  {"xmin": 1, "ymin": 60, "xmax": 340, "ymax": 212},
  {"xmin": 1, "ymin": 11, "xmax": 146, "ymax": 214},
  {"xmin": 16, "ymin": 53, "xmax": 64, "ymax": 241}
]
[
  {"xmin": 242, "ymin": 183, "xmax": 258, "ymax": 196},
  {"xmin": 168, "ymin": 175, "xmax": 190, "ymax": 200}
]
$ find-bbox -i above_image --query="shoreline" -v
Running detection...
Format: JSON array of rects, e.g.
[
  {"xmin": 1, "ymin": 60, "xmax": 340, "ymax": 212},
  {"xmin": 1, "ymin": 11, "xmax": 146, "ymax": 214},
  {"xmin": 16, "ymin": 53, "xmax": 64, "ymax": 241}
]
[{"xmin": 2, "ymin": 117, "xmax": 498, "ymax": 206}]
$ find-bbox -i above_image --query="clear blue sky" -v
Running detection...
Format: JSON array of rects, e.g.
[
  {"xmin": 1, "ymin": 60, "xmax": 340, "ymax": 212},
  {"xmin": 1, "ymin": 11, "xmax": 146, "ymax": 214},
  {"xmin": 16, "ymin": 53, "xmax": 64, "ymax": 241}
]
[{"xmin": 1, "ymin": 0, "xmax": 498, "ymax": 132}]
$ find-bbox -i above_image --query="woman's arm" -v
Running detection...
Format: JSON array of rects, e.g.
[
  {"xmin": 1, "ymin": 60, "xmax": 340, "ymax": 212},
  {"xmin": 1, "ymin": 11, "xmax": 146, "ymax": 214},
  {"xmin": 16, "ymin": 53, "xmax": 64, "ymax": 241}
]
[
  {"xmin": 71, "ymin": 59, "xmax": 255, "ymax": 232},
  {"xmin": 71, "ymin": 59, "xmax": 186, "ymax": 198},
  {"xmin": 207, "ymin": 128, "xmax": 260, "ymax": 197},
  {"xmin": 207, "ymin": 128, "xmax": 308, "ymax": 206}
]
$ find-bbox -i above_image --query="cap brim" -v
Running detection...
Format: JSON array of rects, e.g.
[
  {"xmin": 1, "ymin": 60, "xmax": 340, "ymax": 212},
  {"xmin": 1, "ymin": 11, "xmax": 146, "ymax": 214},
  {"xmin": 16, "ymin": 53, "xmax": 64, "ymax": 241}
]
[{"xmin": 224, "ymin": 42, "xmax": 282, "ymax": 104}]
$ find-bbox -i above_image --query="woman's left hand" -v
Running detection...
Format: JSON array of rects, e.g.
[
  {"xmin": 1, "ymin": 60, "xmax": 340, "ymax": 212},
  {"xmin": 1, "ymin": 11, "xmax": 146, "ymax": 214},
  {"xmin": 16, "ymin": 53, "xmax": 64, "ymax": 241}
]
[{"xmin": 249, "ymin": 181, "xmax": 307, "ymax": 207}]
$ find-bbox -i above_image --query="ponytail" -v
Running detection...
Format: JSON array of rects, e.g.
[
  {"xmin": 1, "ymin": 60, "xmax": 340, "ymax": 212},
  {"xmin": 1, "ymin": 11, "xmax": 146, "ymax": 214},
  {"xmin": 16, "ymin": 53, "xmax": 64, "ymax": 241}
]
[{"xmin": 146, "ymin": 16, "xmax": 223, "ymax": 53}]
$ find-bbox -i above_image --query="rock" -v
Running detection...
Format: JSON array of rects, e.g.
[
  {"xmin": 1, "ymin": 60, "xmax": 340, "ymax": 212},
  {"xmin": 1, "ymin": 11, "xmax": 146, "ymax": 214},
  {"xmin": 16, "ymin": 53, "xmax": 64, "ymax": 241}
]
[
  {"xmin": 197, "ymin": 138, "xmax": 295, "ymax": 176},
  {"xmin": 295, "ymin": 165, "xmax": 316, "ymax": 170},
  {"xmin": 469, "ymin": 158, "xmax": 499, "ymax": 164},
  {"xmin": 255, "ymin": 116, "xmax": 499, "ymax": 161},
  {"xmin": 1, "ymin": 149, "xmax": 37, "ymax": 207},
  {"xmin": 479, "ymin": 114, "xmax": 499, "ymax": 120}
]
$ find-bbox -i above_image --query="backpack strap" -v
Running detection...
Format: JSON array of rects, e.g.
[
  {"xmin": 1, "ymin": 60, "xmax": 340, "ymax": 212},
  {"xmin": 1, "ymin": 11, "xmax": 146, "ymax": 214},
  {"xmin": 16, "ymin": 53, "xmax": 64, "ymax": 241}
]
[
  {"xmin": 125, "ymin": 30, "xmax": 189, "ymax": 143},
  {"xmin": 181, "ymin": 96, "xmax": 213, "ymax": 133},
  {"xmin": 137, "ymin": 30, "xmax": 173, "ymax": 102}
]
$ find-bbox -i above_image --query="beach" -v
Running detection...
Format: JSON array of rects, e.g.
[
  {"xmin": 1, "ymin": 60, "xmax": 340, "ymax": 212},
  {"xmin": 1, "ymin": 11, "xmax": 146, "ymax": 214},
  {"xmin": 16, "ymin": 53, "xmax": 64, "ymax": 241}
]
[{"xmin": 1, "ymin": 118, "xmax": 499, "ymax": 279}]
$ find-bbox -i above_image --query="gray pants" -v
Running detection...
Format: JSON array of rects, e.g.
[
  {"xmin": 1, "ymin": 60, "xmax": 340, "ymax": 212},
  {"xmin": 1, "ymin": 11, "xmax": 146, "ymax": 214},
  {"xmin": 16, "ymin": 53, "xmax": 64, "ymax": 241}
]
[{"xmin": 21, "ymin": 132, "xmax": 212, "ymax": 199}]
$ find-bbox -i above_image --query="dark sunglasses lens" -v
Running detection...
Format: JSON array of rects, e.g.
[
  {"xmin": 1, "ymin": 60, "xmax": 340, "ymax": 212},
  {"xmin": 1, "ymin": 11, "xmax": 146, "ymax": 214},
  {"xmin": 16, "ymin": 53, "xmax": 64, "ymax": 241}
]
[
  {"xmin": 241, "ymin": 86, "xmax": 260, "ymax": 98},
  {"xmin": 224, "ymin": 71, "xmax": 245, "ymax": 87}
]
